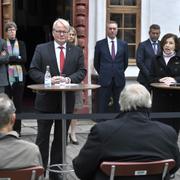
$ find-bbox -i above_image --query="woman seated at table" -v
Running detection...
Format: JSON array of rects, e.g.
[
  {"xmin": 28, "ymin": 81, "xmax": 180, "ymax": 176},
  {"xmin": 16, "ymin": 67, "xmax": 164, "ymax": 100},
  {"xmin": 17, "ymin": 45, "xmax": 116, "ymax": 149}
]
[{"xmin": 149, "ymin": 33, "xmax": 180, "ymax": 134}]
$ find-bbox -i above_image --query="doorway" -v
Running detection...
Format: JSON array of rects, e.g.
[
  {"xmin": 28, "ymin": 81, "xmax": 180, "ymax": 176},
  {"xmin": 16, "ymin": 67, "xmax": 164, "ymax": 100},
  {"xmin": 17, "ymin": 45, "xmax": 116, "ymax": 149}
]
[{"xmin": 14, "ymin": 0, "xmax": 72, "ymax": 109}]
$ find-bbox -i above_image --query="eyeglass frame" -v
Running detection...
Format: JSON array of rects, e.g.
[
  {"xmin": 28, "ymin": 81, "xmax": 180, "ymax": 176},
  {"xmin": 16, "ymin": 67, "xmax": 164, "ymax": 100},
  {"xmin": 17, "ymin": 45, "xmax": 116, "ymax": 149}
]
[
  {"xmin": 53, "ymin": 29, "xmax": 68, "ymax": 35},
  {"xmin": 7, "ymin": 28, "xmax": 17, "ymax": 32}
]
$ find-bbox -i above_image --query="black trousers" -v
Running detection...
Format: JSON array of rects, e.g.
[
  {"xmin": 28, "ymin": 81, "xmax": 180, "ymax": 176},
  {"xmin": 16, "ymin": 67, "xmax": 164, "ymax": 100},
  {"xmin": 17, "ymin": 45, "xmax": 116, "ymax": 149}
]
[
  {"xmin": 151, "ymin": 88, "xmax": 180, "ymax": 134},
  {"xmin": 35, "ymin": 92, "xmax": 75, "ymax": 179},
  {"xmin": 98, "ymin": 79, "xmax": 122, "ymax": 113},
  {"xmin": 5, "ymin": 82, "xmax": 24, "ymax": 134},
  {"xmin": 36, "ymin": 119, "xmax": 71, "ymax": 169}
]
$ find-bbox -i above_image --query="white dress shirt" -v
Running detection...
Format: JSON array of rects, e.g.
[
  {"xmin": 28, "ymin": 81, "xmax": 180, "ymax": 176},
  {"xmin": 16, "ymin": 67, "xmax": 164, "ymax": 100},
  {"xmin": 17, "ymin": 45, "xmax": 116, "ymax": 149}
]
[{"xmin": 107, "ymin": 37, "xmax": 117, "ymax": 56}]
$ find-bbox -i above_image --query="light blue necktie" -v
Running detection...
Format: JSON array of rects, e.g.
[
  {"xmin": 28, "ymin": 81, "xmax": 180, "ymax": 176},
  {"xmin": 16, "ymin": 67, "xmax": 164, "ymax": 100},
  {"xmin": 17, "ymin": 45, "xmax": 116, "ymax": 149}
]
[{"xmin": 152, "ymin": 42, "xmax": 157, "ymax": 55}]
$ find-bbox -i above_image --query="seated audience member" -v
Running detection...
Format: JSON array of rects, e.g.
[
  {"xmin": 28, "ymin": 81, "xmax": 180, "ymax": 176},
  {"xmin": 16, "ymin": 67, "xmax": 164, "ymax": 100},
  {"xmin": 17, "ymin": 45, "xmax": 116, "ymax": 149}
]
[
  {"xmin": 73, "ymin": 84, "xmax": 180, "ymax": 180},
  {"xmin": 0, "ymin": 93, "xmax": 42, "ymax": 169}
]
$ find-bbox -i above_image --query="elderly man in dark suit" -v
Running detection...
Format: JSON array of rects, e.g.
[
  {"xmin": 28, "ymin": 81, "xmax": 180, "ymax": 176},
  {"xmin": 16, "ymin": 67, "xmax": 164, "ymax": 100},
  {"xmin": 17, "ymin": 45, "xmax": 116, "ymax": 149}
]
[
  {"xmin": 94, "ymin": 20, "xmax": 128, "ymax": 114},
  {"xmin": 73, "ymin": 83, "xmax": 180, "ymax": 180},
  {"xmin": 136, "ymin": 24, "xmax": 161, "ymax": 91},
  {"xmin": 29, "ymin": 18, "xmax": 86, "ymax": 180}
]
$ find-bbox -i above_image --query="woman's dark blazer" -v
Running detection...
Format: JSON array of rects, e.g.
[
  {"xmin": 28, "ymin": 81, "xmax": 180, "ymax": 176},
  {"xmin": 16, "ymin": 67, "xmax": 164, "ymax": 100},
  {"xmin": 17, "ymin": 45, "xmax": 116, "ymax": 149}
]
[{"xmin": 149, "ymin": 51, "xmax": 180, "ymax": 112}]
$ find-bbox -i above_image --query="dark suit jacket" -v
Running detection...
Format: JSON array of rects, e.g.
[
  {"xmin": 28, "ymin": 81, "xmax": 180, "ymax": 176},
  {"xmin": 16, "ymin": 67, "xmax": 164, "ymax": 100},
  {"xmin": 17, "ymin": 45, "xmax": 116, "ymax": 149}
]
[
  {"xmin": 0, "ymin": 38, "xmax": 9, "ymax": 87},
  {"xmin": 73, "ymin": 110, "xmax": 180, "ymax": 180},
  {"xmin": 94, "ymin": 38, "xmax": 128, "ymax": 87},
  {"xmin": 136, "ymin": 39, "xmax": 161, "ymax": 85},
  {"xmin": 149, "ymin": 52, "xmax": 180, "ymax": 112},
  {"xmin": 29, "ymin": 41, "xmax": 86, "ymax": 112}
]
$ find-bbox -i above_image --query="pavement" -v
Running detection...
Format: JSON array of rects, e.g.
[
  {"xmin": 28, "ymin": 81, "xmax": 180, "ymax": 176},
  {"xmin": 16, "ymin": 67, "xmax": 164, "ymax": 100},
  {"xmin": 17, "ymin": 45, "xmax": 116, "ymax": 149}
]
[{"xmin": 21, "ymin": 119, "xmax": 94, "ymax": 136}]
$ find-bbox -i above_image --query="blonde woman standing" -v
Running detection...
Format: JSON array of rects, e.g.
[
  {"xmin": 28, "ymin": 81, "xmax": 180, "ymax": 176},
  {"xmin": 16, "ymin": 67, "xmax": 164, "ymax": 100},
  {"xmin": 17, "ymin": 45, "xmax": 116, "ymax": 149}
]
[{"xmin": 68, "ymin": 26, "xmax": 83, "ymax": 145}]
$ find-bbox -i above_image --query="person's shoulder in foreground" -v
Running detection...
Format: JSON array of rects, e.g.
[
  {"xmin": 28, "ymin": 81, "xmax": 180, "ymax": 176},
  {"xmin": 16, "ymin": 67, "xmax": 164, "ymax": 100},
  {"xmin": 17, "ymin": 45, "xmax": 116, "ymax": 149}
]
[
  {"xmin": 0, "ymin": 93, "xmax": 42, "ymax": 169},
  {"xmin": 73, "ymin": 83, "xmax": 180, "ymax": 180}
]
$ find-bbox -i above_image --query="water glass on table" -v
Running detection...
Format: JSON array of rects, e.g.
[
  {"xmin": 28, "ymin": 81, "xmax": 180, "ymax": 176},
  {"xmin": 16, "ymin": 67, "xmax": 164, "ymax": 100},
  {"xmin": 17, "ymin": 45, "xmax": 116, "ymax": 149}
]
[{"xmin": 60, "ymin": 74, "xmax": 66, "ymax": 86}]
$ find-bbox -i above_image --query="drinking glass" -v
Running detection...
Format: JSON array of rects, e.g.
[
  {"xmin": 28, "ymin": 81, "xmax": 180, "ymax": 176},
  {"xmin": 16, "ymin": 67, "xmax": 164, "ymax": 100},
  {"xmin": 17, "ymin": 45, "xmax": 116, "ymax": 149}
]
[{"xmin": 60, "ymin": 74, "xmax": 66, "ymax": 86}]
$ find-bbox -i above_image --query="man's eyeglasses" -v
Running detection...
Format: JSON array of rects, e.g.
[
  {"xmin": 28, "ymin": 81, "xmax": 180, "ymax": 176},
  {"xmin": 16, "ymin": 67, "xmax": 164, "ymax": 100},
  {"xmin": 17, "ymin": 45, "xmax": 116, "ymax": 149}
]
[
  {"xmin": 53, "ymin": 30, "xmax": 68, "ymax": 35},
  {"xmin": 7, "ymin": 28, "xmax": 16, "ymax": 32}
]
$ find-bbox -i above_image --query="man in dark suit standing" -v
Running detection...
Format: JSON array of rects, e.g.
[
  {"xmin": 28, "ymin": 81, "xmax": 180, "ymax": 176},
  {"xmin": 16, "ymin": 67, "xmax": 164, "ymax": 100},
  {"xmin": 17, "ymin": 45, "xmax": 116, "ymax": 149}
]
[
  {"xmin": 29, "ymin": 18, "xmax": 86, "ymax": 180},
  {"xmin": 94, "ymin": 20, "xmax": 128, "ymax": 113},
  {"xmin": 73, "ymin": 84, "xmax": 180, "ymax": 180},
  {"xmin": 136, "ymin": 24, "xmax": 161, "ymax": 91}
]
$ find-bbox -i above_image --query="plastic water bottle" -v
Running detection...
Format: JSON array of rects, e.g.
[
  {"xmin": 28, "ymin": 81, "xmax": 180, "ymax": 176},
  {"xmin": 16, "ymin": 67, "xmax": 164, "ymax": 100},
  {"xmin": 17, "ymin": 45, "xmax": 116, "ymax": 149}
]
[{"xmin": 44, "ymin": 65, "xmax": 51, "ymax": 87}]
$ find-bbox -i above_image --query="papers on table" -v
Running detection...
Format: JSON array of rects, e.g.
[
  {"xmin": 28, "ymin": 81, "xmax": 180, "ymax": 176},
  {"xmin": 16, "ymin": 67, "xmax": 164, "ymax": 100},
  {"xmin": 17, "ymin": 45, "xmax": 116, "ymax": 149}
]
[{"xmin": 54, "ymin": 83, "xmax": 79, "ymax": 86}]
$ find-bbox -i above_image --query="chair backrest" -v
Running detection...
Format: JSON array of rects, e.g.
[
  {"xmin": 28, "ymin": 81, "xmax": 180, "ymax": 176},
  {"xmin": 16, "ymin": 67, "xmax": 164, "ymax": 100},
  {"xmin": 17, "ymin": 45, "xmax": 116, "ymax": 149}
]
[
  {"xmin": 100, "ymin": 159, "xmax": 175, "ymax": 180},
  {"xmin": 0, "ymin": 166, "xmax": 44, "ymax": 180}
]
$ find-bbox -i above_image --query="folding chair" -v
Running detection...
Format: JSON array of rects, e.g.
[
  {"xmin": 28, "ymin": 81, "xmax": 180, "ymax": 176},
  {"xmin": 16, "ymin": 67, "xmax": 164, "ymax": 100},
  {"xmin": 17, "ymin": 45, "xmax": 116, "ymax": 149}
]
[
  {"xmin": 0, "ymin": 165, "xmax": 44, "ymax": 180},
  {"xmin": 100, "ymin": 159, "xmax": 175, "ymax": 180}
]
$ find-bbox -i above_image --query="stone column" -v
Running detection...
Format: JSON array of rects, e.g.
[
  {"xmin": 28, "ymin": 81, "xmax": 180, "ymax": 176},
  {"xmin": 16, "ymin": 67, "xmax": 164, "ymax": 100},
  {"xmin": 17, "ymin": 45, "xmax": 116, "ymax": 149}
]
[{"xmin": 73, "ymin": 0, "xmax": 89, "ymax": 112}]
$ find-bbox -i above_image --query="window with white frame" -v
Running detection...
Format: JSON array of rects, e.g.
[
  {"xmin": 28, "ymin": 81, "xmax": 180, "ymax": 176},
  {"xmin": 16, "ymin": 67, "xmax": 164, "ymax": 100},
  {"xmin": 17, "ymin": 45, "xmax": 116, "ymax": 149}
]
[{"xmin": 107, "ymin": 0, "xmax": 141, "ymax": 65}]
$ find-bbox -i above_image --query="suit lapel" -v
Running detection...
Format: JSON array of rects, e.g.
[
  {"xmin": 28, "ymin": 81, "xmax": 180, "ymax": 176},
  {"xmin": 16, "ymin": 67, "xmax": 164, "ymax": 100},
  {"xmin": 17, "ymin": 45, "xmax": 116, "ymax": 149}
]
[
  {"xmin": 116, "ymin": 39, "xmax": 126, "ymax": 59},
  {"xmin": 64, "ymin": 43, "xmax": 71, "ymax": 70},
  {"xmin": 157, "ymin": 41, "xmax": 161, "ymax": 54},
  {"xmin": 147, "ymin": 40, "xmax": 155, "ymax": 55},
  {"xmin": 48, "ymin": 42, "xmax": 60, "ymax": 75},
  {"xmin": 116, "ymin": 40, "xmax": 121, "ymax": 57},
  {"xmin": 158, "ymin": 56, "xmax": 172, "ymax": 74},
  {"xmin": 0, "ymin": 40, "xmax": 2, "ymax": 50},
  {"xmin": 104, "ymin": 39, "xmax": 112, "ymax": 60}
]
